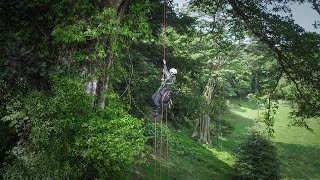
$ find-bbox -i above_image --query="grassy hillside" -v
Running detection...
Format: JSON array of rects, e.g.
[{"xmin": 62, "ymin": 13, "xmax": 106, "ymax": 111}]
[
  {"xmin": 141, "ymin": 125, "xmax": 234, "ymax": 179},
  {"xmin": 142, "ymin": 99, "xmax": 320, "ymax": 179},
  {"xmin": 226, "ymin": 99, "xmax": 320, "ymax": 179}
]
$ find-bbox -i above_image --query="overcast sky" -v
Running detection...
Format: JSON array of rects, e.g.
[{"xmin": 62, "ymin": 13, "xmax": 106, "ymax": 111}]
[{"xmin": 173, "ymin": 0, "xmax": 320, "ymax": 33}]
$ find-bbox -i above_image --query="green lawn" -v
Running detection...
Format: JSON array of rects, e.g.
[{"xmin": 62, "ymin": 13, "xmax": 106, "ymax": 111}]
[
  {"xmin": 272, "ymin": 101, "xmax": 320, "ymax": 179},
  {"xmin": 142, "ymin": 126, "xmax": 234, "ymax": 180},
  {"xmin": 226, "ymin": 99, "xmax": 320, "ymax": 179},
  {"xmin": 142, "ymin": 99, "xmax": 320, "ymax": 179}
]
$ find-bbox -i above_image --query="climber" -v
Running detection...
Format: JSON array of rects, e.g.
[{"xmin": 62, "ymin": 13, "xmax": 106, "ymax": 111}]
[{"xmin": 152, "ymin": 59, "xmax": 177, "ymax": 117}]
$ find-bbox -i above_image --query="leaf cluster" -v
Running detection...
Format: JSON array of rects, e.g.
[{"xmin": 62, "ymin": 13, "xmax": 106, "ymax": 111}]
[
  {"xmin": 235, "ymin": 129, "xmax": 280, "ymax": 179},
  {"xmin": 1, "ymin": 76, "xmax": 145, "ymax": 179}
]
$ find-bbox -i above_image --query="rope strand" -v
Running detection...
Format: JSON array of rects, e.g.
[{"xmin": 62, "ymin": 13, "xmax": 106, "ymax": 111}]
[
  {"xmin": 160, "ymin": 101, "xmax": 164, "ymax": 179},
  {"xmin": 154, "ymin": 116, "xmax": 157, "ymax": 180},
  {"xmin": 166, "ymin": 108, "xmax": 169, "ymax": 179},
  {"xmin": 163, "ymin": 0, "xmax": 166, "ymax": 61},
  {"xmin": 163, "ymin": 1, "xmax": 169, "ymax": 179},
  {"xmin": 154, "ymin": 1, "xmax": 167, "ymax": 179}
]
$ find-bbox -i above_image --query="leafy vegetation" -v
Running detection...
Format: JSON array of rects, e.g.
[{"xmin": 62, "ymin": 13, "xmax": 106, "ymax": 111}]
[
  {"xmin": 2, "ymin": 76, "xmax": 145, "ymax": 179},
  {"xmin": 1, "ymin": 0, "xmax": 320, "ymax": 179},
  {"xmin": 234, "ymin": 129, "xmax": 280, "ymax": 179},
  {"xmin": 227, "ymin": 99, "xmax": 320, "ymax": 179}
]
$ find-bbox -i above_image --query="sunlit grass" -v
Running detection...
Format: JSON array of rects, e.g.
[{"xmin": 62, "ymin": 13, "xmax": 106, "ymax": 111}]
[
  {"xmin": 227, "ymin": 98, "xmax": 320, "ymax": 179},
  {"xmin": 143, "ymin": 125, "xmax": 234, "ymax": 179},
  {"xmin": 273, "ymin": 101, "xmax": 320, "ymax": 146},
  {"xmin": 143, "ymin": 98, "xmax": 320, "ymax": 179}
]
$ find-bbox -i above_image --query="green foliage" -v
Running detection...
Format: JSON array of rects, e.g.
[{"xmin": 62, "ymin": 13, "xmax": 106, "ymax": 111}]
[
  {"xmin": 2, "ymin": 76, "xmax": 145, "ymax": 179},
  {"xmin": 76, "ymin": 94, "xmax": 145, "ymax": 178},
  {"xmin": 2, "ymin": 76, "xmax": 93, "ymax": 179},
  {"xmin": 0, "ymin": 0, "xmax": 93, "ymax": 91},
  {"xmin": 234, "ymin": 129, "xmax": 280, "ymax": 179},
  {"xmin": 170, "ymin": 85, "xmax": 206, "ymax": 127},
  {"xmin": 52, "ymin": 1, "xmax": 151, "ymax": 66},
  {"xmin": 0, "ymin": 120, "xmax": 17, "ymax": 177},
  {"xmin": 191, "ymin": 0, "xmax": 320, "ymax": 128},
  {"xmin": 148, "ymin": 0, "xmax": 196, "ymax": 36}
]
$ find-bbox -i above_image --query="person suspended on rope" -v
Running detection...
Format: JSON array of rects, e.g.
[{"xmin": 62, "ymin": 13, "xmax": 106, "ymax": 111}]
[{"xmin": 152, "ymin": 59, "xmax": 177, "ymax": 117}]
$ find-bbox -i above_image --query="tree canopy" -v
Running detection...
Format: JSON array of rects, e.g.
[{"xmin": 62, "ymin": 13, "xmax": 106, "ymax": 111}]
[
  {"xmin": 0, "ymin": 0, "xmax": 319, "ymax": 178},
  {"xmin": 191, "ymin": 0, "xmax": 320, "ymax": 129}
]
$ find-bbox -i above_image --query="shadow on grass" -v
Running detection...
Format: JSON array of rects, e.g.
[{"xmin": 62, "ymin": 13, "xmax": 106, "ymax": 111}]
[
  {"xmin": 141, "ymin": 129, "xmax": 235, "ymax": 180},
  {"xmin": 214, "ymin": 112, "xmax": 256, "ymax": 153},
  {"xmin": 169, "ymin": 145, "xmax": 234, "ymax": 180},
  {"xmin": 223, "ymin": 98, "xmax": 320, "ymax": 179},
  {"xmin": 228, "ymin": 98, "xmax": 260, "ymax": 112},
  {"xmin": 275, "ymin": 142, "xmax": 320, "ymax": 179},
  {"xmin": 171, "ymin": 132, "xmax": 235, "ymax": 180}
]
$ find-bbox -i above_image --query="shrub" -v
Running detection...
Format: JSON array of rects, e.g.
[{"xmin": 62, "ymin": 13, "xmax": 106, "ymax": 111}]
[
  {"xmin": 2, "ymin": 76, "xmax": 145, "ymax": 179},
  {"xmin": 234, "ymin": 129, "xmax": 280, "ymax": 179}
]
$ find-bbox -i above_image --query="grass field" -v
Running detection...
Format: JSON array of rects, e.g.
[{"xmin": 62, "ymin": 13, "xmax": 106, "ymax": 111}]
[
  {"xmin": 227, "ymin": 99, "xmax": 320, "ymax": 179},
  {"xmin": 142, "ymin": 126, "xmax": 234, "ymax": 179},
  {"xmin": 143, "ymin": 99, "xmax": 320, "ymax": 179}
]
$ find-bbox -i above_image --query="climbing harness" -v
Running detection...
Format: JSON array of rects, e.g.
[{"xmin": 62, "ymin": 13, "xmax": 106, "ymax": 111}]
[{"xmin": 157, "ymin": 75, "xmax": 175, "ymax": 107}]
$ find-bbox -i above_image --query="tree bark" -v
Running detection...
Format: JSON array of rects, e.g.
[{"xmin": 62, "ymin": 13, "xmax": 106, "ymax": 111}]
[
  {"xmin": 87, "ymin": 0, "xmax": 131, "ymax": 109},
  {"xmin": 193, "ymin": 76, "xmax": 217, "ymax": 145}
]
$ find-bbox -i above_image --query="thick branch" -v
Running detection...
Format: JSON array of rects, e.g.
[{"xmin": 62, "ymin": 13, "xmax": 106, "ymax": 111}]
[
  {"xmin": 117, "ymin": 0, "xmax": 131, "ymax": 22},
  {"xmin": 228, "ymin": 0, "xmax": 304, "ymax": 98}
]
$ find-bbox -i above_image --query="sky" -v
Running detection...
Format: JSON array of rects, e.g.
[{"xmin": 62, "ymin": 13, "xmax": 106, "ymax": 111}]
[
  {"xmin": 290, "ymin": 3, "xmax": 320, "ymax": 33},
  {"xmin": 173, "ymin": 0, "xmax": 320, "ymax": 33}
]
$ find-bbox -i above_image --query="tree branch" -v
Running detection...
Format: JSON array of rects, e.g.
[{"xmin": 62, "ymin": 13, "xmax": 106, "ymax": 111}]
[
  {"xmin": 312, "ymin": 0, "xmax": 320, "ymax": 16},
  {"xmin": 228, "ymin": 0, "xmax": 304, "ymax": 98}
]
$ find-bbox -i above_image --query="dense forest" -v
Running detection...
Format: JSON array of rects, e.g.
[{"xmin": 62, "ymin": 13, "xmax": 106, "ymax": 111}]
[{"xmin": 1, "ymin": 0, "xmax": 319, "ymax": 179}]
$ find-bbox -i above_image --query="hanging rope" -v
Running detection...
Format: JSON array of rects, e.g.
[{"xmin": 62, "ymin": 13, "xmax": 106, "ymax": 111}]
[
  {"xmin": 154, "ymin": 1, "xmax": 168, "ymax": 179},
  {"xmin": 219, "ymin": 82, "xmax": 223, "ymax": 149},
  {"xmin": 154, "ymin": 115, "xmax": 157, "ymax": 180},
  {"xmin": 163, "ymin": 0, "xmax": 170, "ymax": 179},
  {"xmin": 163, "ymin": 0, "xmax": 169, "ymax": 179},
  {"xmin": 166, "ymin": 108, "xmax": 169, "ymax": 179},
  {"xmin": 160, "ymin": 101, "xmax": 164, "ymax": 179},
  {"xmin": 163, "ymin": 0, "xmax": 166, "ymax": 62}
]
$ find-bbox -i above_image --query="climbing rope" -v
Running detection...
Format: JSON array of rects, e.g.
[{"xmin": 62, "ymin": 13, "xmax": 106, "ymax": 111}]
[
  {"xmin": 154, "ymin": 115, "xmax": 157, "ymax": 180},
  {"xmin": 163, "ymin": 0, "xmax": 166, "ymax": 62},
  {"xmin": 166, "ymin": 108, "xmax": 169, "ymax": 179},
  {"xmin": 160, "ymin": 101, "xmax": 164, "ymax": 179},
  {"xmin": 154, "ymin": 0, "xmax": 169, "ymax": 179}
]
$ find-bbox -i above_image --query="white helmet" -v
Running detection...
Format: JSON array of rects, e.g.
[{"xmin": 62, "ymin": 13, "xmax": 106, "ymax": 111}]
[{"xmin": 169, "ymin": 68, "xmax": 177, "ymax": 75}]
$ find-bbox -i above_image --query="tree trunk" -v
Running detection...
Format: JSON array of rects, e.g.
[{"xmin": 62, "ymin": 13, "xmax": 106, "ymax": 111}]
[
  {"xmin": 193, "ymin": 76, "xmax": 217, "ymax": 145},
  {"xmin": 193, "ymin": 115, "xmax": 212, "ymax": 145},
  {"xmin": 87, "ymin": 0, "xmax": 131, "ymax": 109}
]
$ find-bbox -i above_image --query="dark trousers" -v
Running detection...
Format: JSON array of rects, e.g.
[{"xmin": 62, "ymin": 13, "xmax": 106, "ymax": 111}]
[
  {"xmin": 152, "ymin": 91, "xmax": 170, "ymax": 110},
  {"xmin": 152, "ymin": 92, "xmax": 161, "ymax": 107}
]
